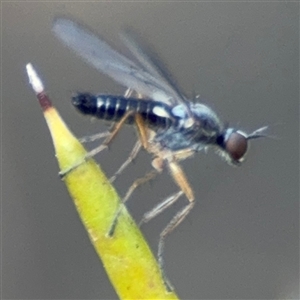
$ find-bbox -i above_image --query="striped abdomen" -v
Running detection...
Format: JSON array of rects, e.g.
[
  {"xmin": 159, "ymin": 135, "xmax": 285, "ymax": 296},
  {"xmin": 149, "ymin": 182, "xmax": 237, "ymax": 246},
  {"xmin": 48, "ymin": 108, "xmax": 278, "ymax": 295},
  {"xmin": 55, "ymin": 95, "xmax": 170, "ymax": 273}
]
[{"xmin": 72, "ymin": 93, "xmax": 177, "ymax": 130}]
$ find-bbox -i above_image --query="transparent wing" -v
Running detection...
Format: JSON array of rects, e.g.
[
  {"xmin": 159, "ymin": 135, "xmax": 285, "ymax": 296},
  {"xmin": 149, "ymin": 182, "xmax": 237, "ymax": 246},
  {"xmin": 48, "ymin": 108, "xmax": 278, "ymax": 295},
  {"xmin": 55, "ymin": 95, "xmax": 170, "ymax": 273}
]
[
  {"xmin": 52, "ymin": 18, "xmax": 188, "ymax": 107},
  {"xmin": 120, "ymin": 30, "xmax": 189, "ymax": 107}
]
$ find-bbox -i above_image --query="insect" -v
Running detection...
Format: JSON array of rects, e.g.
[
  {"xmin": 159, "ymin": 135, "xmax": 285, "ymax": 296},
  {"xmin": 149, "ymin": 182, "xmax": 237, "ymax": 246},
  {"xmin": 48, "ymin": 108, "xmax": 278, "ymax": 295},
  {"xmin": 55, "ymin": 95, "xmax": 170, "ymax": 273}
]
[{"xmin": 52, "ymin": 18, "xmax": 267, "ymax": 290}]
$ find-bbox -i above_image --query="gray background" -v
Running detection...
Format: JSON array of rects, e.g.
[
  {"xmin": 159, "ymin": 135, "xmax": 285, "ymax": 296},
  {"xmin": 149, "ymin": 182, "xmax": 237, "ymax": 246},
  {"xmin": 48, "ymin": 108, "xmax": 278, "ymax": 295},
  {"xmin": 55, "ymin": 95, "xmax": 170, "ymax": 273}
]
[{"xmin": 2, "ymin": 2, "xmax": 299, "ymax": 299}]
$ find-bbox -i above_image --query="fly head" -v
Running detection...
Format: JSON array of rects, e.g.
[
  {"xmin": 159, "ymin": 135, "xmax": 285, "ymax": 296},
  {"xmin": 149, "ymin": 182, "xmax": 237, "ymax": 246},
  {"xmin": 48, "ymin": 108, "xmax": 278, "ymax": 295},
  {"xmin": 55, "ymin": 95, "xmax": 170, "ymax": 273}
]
[{"xmin": 218, "ymin": 126, "xmax": 268, "ymax": 165}]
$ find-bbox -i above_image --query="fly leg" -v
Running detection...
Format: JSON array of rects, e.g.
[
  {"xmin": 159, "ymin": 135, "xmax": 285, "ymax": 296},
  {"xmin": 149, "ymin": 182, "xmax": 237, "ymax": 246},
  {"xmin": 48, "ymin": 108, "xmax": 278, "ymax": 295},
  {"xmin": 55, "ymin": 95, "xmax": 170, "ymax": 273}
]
[
  {"xmin": 157, "ymin": 160, "xmax": 195, "ymax": 291},
  {"xmin": 108, "ymin": 109, "xmax": 149, "ymax": 183},
  {"xmin": 87, "ymin": 110, "xmax": 134, "ymax": 157},
  {"xmin": 79, "ymin": 131, "xmax": 111, "ymax": 143},
  {"xmin": 108, "ymin": 88, "xmax": 144, "ymax": 183},
  {"xmin": 109, "ymin": 112, "xmax": 152, "ymax": 183},
  {"xmin": 139, "ymin": 151, "xmax": 195, "ymax": 227},
  {"xmin": 139, "ymin": 190, "xmax": 183, "ymax": 226},
  {"xmin": 139, "ymin": 159, "xmax": 195, "ymax": 291},
  {"xmin": 108, "ymin": 113, "xmax": 150, "ymax": 183},
  {"xmin": 78, "ymin": 120, "xmax": 116, "ymax": 143},
  {"xmin": 59, "ymin": 110, "xmax": 134, "ymax": 177},
  {"xmin": 108, "ymin": 169, "xmax": 159, "ymax": 236},
  {"xmin": 108, "ymin": 113, "xmax": 160, "ymax": 235},
  {"xmin": 158, "ymin": 197, "xmax": 195, "ymax": 291},
  {"xmin": 109, "ymin": 140, "xmax": 142, "ymax": 183},
  {"xmin": 134, "ymin": 113, "xmax": 150, "ymax": 149}
]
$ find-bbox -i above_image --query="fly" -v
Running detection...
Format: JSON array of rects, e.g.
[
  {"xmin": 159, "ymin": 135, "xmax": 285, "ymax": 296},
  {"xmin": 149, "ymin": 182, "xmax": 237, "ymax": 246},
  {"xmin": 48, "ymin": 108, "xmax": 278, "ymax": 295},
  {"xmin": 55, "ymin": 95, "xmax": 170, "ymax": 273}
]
[{"xmin": 52, "ymin": 18, "xmax": 267, "ymax": 290}]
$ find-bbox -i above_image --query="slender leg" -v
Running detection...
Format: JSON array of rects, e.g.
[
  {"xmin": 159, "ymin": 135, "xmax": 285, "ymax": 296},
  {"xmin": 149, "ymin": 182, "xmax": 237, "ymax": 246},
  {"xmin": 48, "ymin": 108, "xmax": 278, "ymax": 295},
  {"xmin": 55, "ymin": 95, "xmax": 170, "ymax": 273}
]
[
  {"xmin": 109, "ymin": 140, "xmax": 142, "ymax": 183},
  {"xmin": 135, "ymin": 113, "xmax": 149, "ymax": 149},
  {"xmin": 139, "ymin": 191, "xmax": 183, "ymax": 226},
  {"xmin": 107, "ymin": 109, "xmax": 160, "ymax": 234},
  {"xmin": 158, "ymin": 200, "xmax": 195, "ymax": 291},
  {"xmin": 79, "ymin": 121, "xmax": 117, "ymax": 143},
  {"xmin": 88, "ymin": 110, "xmax": 134, "ymax": 156},
  {"xmin": 59, "ymin": 110, "xmax": 134, "ymax": 177},
  {"xmin": 107, "ymin": 112, "xmax": 149, "ymax": 183},
  {"xmin": 108, "ymin": 112, "xmax": 150, "ymax": 183},
  {"xmin": 79, "ymin": 131, "xmax": 110, "ymax": 143},
  {"xmin": 155, "ymin": 160, "xmax": 195, "ymax": 291},
  {"xmin": 108, "ymin": 169, "xmax": 159, "ymax": 236},
  {"xmin": 168, "ymin": 161, "xmax": 194, "ymax": 201}
]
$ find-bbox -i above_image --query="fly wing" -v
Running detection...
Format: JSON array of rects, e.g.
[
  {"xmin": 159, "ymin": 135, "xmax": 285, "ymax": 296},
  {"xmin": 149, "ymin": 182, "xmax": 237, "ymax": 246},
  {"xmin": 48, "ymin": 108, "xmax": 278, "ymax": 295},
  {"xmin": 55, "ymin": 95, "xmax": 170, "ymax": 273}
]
[
  {"xmin": 52, "ymin": 18, "xmax": 184, "ymax": 106},
  {"xmin": 120, "ymin": 30, "xmax": 190, "ymax": 108}
]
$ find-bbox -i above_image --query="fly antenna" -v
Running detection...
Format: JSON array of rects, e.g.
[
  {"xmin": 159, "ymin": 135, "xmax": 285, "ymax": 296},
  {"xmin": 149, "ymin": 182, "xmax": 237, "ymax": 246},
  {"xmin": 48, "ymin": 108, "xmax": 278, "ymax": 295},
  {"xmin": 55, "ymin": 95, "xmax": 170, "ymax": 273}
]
[{"xmin": 246, "ymin": 126, "xmax": 269, "ymax": 140}]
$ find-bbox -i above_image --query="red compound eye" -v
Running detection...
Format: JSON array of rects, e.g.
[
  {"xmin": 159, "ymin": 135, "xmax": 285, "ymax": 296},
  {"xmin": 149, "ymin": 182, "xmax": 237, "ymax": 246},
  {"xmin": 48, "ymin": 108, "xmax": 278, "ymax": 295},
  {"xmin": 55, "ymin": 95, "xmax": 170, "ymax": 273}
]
[{"xmin": 225, "ymin": 131, "xmax": 248, "ymax": 162}]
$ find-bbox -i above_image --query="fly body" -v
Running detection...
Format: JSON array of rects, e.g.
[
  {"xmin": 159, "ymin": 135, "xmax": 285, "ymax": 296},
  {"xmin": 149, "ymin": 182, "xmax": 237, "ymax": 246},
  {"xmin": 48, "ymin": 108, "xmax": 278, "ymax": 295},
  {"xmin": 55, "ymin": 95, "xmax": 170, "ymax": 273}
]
[
  {"xmin": 53, "ymin": 17, "xmax": 267, "ymax": 290},
  {"xmin": 72, "ymin": 92, "xmax": 177, "ymax": 130}
]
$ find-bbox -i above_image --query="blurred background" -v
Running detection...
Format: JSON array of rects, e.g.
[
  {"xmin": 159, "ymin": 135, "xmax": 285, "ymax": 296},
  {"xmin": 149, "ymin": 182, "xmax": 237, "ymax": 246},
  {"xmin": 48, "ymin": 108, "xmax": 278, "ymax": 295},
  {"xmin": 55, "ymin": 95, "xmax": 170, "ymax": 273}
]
[{"xmin": 2, "ymin": 2, "xmax": 299, "ymax": 299}]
